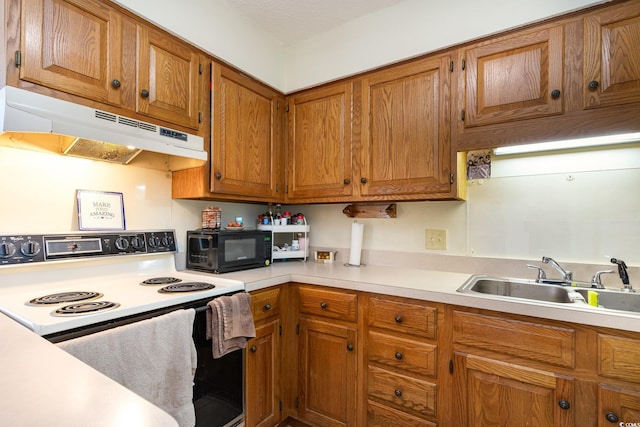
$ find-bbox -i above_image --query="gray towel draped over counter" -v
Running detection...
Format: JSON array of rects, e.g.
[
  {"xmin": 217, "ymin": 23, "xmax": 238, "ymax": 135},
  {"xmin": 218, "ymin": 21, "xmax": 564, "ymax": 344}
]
[
  {"xmin": 57, "ymin": 309, "xmax": 197, "ymax": 427},
  {"xmin": 206, "ymin": 292, "xmax": 256, "ymax": 358}
]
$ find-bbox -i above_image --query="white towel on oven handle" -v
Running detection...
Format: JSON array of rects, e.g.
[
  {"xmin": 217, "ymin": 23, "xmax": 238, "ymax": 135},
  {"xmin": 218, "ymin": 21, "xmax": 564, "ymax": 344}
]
[{"xmin": 57, "ymin": 308, "xmax": 197, "ymax": 427}]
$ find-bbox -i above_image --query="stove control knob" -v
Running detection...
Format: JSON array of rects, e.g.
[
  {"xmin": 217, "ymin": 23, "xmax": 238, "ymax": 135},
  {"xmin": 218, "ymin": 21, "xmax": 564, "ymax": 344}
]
[
  {"xmin": 20, "ymin": 240, "xmax": 41, "ymax": 257},
  {"xmin": 161, "ymin": 236, "xmax": 174, "ymax": 247},
  {"xmin": 131, "ymin": 236, "xmax": 145, "ymax": 250},
  {"xmin": 0, "ymin": 242, "xmax": 17, "ymax": 258},
  {"xmin": 148, "ymin": 236, "xmax": 161, "ymax": 248},
  {"xmin": 114, "ymin": 237, "xmax": 129, "ymax": 251}
]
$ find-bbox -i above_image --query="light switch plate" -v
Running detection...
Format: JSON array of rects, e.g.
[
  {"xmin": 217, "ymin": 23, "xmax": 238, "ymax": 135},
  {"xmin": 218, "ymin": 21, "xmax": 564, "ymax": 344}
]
[{"xmin": 425, "ymin": 229, "xmax": 447, "ymax": 250}]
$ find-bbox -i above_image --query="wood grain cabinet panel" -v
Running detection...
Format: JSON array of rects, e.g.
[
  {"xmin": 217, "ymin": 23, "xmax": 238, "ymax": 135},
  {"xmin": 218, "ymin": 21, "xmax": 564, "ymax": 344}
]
[
  {"xmin": 368, "ymin": 331, "xmax": 436, "ymax": 377},
  {"xmin": 598, "ymin": 385, "xmax": 640, "ymax": 427},
  {"xmin": 368, "ymin": 296, "xmax": 437, "ymax": 339},
  {"xmin": 211, "ymin": 63, "xmax": 282, "ymax": 198},
  {"xmin": 367, "ymin": 400, "xmax": 435, "ymax": 427},
  {"xmin": 584, "ymin": 1, "xmax": 640, "ymax": 109},
  {"xmin": 462, "ymin": 25, "xmax": 564, "ymax": 127},
  {"xmin": 298, "ymin": 285, "xmax": 357, "ymax": 322},
  {"xmin": 598, "ymin": 333, "xmax": 640, "ymax": 384}
]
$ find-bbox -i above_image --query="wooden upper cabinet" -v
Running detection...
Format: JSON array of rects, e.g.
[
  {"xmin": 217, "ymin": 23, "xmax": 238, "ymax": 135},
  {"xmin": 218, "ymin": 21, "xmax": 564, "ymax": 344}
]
[
  {"xmin": 286, "ymin": 82, "xmax": 353, "ymax": 200},
  {"xmin": 20, "ymin": 0, "xmax": 123, "ymax": 105},
  {"xmin": 137, "ymin": 25, "xmax": 202, "ymax": 130},
  {"xmin": 211, "ymin": 63, "xmax": 282, "ymax": 199},
  {"xmin": 462, "ymin": 25, "xmax": 564, "ymax": 127},
  {"xmin": 360, "ymin": 55, "xmax": 452, "ymax": 197},
  {"xmin": 584, "ymin": 1, "xmax": 640, "ymax": 109}
]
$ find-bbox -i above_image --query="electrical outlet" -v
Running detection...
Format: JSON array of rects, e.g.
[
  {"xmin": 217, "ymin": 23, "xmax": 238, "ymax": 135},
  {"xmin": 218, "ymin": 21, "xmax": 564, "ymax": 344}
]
[{"xmin": 425, "ymin": 229, "xmax": 447, "ymax": 250}]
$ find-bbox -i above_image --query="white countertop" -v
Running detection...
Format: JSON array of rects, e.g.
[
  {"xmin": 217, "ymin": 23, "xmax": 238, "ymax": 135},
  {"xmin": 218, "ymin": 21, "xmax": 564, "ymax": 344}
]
[
  {"xmin": 0, "ymin": 313, "xmax": 178, "ymax": 427},
  {"xmin": 221, "ymin": 261, "xmax": 640, "ymax": 333}
]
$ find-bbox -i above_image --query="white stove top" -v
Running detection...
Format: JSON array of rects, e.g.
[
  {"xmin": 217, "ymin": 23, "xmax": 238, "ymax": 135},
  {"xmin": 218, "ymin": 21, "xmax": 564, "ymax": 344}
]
[{"xmin": 0, "ymin": 253, "xmax": 244, "ymax": 336}]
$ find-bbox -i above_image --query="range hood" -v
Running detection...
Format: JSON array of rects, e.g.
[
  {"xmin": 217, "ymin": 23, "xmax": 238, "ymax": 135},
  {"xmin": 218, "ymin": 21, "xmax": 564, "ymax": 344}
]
[{"xmin": 0, "ymin": 86, "xmax": 207, "ymax": 171}]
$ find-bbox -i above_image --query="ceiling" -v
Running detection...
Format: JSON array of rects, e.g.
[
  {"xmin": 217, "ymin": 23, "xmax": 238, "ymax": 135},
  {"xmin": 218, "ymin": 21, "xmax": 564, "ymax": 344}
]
[{"xmin": 225, "ymin": 0, "xmax": 408, "ymax": 44}]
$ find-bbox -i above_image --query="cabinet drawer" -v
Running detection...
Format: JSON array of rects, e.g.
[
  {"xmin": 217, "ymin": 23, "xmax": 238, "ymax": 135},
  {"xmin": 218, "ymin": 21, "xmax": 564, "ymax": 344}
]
[
  {"xmin": 367, "ymin": 400, "xmax": 435, "ymax": 427},
  {"xmin": 368, "ymin": 365, "xmax": 436, "ymax": 420},
  {"xmin": 599, "ymin": 334, "xmax": 640, "ymax": 383},
  {"xmin": 368, "ymin": 296, "xmax": 437, "ymax": 339},
  {"xmin": 298, "ymin": 286, "xmax": 357, "ymax": 322},
  {"xmin": 250, "ymin": 287, "xmax": 281, "ymax": 323},
  {"xmin": 453, "ymin": 311, "xmax": 575, "ymax": 369},
  {"xmin": 368, "ymin": 331, "xmax": 436, "ymax": 377}
]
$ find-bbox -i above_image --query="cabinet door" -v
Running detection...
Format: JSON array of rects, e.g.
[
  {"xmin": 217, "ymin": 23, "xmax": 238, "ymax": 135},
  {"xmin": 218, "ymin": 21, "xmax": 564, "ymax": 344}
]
[
  {"xmin": 361, "ymin": 56, "xmax": 452, "ymax": 197},
  {"xmin": 211, "ymin": 64, "xmax": 281, "ymax": 198},
  {"xmin": 452, "ymin": 353, "xmax": 574, "ymax": 427},
  {"xmin": 245, "ymin": 319, "xmax": 280, "ymax": 427},
  {"xmin": 463, "ymin": 25, "xmax": 564, "ymax": 127},
  {"xmin": 584, "ymin": 1, "xmax": 640, "ymax": 109},
  {"xmin": 598, "ymin": 385, "xmax": 640, "ymax": 427},
  {"xmin": 20, "ymin": 0, "xmax": 123, "ymax": 105},
  {"xmin": 286, "ymin": 82, "xmax": 353, "ymax": 200},
  {"xmin": 137, "ymin": 25, "xmax": 201, "ymax": 130},
  {"xmin": 298, "ymin": 317, "xmax": 357, "ymax": 426}
]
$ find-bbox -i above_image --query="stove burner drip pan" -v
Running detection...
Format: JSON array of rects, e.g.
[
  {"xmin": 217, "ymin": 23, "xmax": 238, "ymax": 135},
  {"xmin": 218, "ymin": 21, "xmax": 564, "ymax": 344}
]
[
  {"xmin": 141, "ymin": 277, "xmax": 183, "ymax": 285},
  {"xmin": 52, "ymin": 301, "xmax": 120, "ymax": 316},
  {"xmin": 27, "ymin": 291, "xmax": 104, "ymax": 306},
  {"xmin": 158, "ymin": 282, "xmax": 215, "ymax": 293}
]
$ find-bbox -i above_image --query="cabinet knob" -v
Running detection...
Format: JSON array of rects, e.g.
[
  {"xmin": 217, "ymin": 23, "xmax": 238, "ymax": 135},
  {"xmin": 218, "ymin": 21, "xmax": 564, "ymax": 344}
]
[
  {"xmin": 215, "ymin": 172, "xmax": 222, "ymax": 180},
  {"xmin": 250, "ymin": 345, "xmax": 257, "ymax": 353},
  {"xmin": 343, "ymin": 178, "xmax": 350, "ymax": 185},
  {"xmin": 111, "ymin": 79, "xmax": 121, "ymax": 89},
  {"xmin": 558, "ymin": 400, "xmax": 570, "ymax": 410},
  {"xmin": 140, "ymin": 89, "xmax": 150, "ymax": 98},
  {"xmin": 550, "ymin": 89, "xmax": 561, "ymax": 99},
  {"xmin": 346, "ymin": 344, "xmax": 354, "ymax": 352},
  {"xmin": 605, "ymin": 412, "xmax": 619, "ymax": 423},
  {"xmin": 360, "ymin": 177, "xmax": 367, "ymax": 184},
  {"xmin": 394, "ymin": 389, "xmax": 402, "ymax": 397},
  {"xmin": 395, "ymin": 352, "xmax": 403, "ymax": 360},
  {"xmin": 588, "ymin": 80, "xmax": 600, "ymax": 90},
  {"xmin": 320, "ymin": 301, "xmax": 328, "ymax": 309},
  {"xmin": 395, "ymin": 315, "xmax": 403, "ymax": 323},
  {"xmin": 263, "ymin": 303, "xmax": 271, "ymax": 311}
]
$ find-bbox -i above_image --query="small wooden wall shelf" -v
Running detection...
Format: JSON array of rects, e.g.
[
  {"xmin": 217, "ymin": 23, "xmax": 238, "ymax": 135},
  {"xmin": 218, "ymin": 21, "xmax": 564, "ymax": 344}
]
[{"xmin": 342, "ymin": 203, "xmax": 397, "ymax": 219}]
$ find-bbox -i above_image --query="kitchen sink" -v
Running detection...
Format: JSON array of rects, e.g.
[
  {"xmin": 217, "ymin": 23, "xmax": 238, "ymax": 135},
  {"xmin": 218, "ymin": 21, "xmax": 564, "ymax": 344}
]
[
  {"xmin": 457, "ymin": 276, "xmax": 575, "ymax": 303},
  {"xmin": 574, "ymin": 288, "xmax": 640, "ymax": 313}
]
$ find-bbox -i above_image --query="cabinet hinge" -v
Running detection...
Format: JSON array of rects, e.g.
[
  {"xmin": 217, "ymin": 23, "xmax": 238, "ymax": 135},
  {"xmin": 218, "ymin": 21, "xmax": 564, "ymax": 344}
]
[
  {"xmin": 460, "ymin": 109, "xmax": 465, "ymax": 121},
  {"xmin": 295, "ymin": 323, "xmax": 300, "ymax": 335},
  {"xmin": 449, "ymin": 359, "xmax": 454, "ymax": 374},
  {"xmin": 450, "ymin": 173, "xmax": 455, "ymax": 184},
  {"xmin": 277, "ymin": 100, "xmax": 280, "ymax": 110},
  {"xmin": 279, "ymin": 324, "xmax": 282, "ymax": 336},
  {"xmin": 199, "ymin": 63, "xmax": 203, "ymax": 75},
  {"xmin": 285, "ymin": 184, "xmax": 289, "ymax": 194},
  {"xmin": 449, "ymin": 61, "xmax": 454, "ymax": 72},
  {"xmin": 15, "ymin": 50, "xmax": 21, "ymax": 68},
  {"xmin": 461, "ymin": 58, "xmax": 466, "ymax": 71},
  {"xmin": 276, "ymin": 183, "xmax": 280, "ymax": 193},
  {"xmin": 286, "ymin": 104, "xmax": 289, "ymax": 113},
  {"xmin": 198, "ymin": 112, "xmax": 202, "ymax": 124},
  {"xmin": 279, "ymin": 401, "xmax": 283, "ymax": 412},
  {"xmin": 295, "ymin": 397, "xmax": 299, "ymax": 409}
]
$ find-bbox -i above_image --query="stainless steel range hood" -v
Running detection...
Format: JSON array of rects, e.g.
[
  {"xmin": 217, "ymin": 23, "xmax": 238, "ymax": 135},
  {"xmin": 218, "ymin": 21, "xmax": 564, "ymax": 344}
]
[{"xmin": 0, "ymin": 86, "xmax": 207, "ymax": 171}]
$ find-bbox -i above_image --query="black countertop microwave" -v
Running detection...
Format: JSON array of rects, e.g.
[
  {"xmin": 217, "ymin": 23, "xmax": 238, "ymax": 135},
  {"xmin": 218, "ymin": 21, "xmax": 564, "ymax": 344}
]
[{"xmin": 186, "ymin": 229, "xmax": 272, "ymax": 274}]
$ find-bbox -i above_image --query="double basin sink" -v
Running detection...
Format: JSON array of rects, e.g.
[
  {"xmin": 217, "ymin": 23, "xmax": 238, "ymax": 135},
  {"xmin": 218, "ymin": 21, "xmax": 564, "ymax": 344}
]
[{"xmin": 457, "ymin": 275, "xmax": 640, "ymax": 314}]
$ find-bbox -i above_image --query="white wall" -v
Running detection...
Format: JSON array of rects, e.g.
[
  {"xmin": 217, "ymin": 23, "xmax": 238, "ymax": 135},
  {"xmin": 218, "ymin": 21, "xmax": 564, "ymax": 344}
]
[{"xmin": 114, "ymin": 0, "xmax": 603, "ymax": 93}]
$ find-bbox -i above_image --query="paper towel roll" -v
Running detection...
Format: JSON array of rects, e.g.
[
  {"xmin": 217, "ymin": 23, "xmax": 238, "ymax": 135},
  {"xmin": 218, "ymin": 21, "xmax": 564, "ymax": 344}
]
[{"xmin": 348, "ymin": 222, "xmax": 364, "ymax": 266}]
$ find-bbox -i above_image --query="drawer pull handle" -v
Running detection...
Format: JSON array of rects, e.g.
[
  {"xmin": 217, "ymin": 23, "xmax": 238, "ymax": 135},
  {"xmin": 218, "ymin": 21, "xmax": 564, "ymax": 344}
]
[
  {"xmin": 250, "ymin": 345, "xmax": 257, "ymax": 353},
  {"xmin": 346, "ymin": 344, "xmax": 354, "ymax": 352},
  {"xmin": 394, "ymin": 389, "xmax": 402, "ymax": 397},
  {"xmin": 550, "ymin": 89, "xmax": 561, "ymax": 99},
  {"xmin": 395, "ymin": 315, "xmax": 403, "ymax": 323},
  {"xmin": 588, "ymin": 80, "xmax": 600, "ymax": 90},
  {"xmin": 111, "ymin": 79, "xmax": 121, "ymax": 89},
  {"xmin": 605, "ymin": 412, "xmax": 619, "ymax": 423},
  {"xmin": 140, "ymin": 89, "xmax": 150, "ymax": 98},
  {"xmin": 558, "ymin": 400, "xmax": 570, "ymax": 410},
  {"xmin": 264, "ymin": 304, "xmax": 271, "ymax": 311},
  {"xmin": 320, "ymin": 301, "xmax": 328, "ymax": 309},
  {"xmin": 395, "ymin": 352, "xmax": 403, "ymax": 360}
]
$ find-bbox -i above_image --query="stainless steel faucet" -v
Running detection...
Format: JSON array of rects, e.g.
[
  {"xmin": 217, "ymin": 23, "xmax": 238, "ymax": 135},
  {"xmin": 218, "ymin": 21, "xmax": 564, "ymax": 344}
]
[{"xmin": 541, "ymin": 257, "xmax": 573, "ymax": 282}]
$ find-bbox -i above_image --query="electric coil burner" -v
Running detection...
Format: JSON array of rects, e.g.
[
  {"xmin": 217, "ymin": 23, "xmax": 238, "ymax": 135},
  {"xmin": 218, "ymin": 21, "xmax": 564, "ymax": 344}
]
[
  {"xmin": 141, "ymin": 277, "xmax": 182, "ymax": 285},
  {"xmin": 27, "ymin": 291, "xmax": 103, "ymax": 306},
  {"xmin": 52, "ymin": 301, "xmax": 120, "ymax": 316},
  {"xmin": 158, "ymin": 282, "xmax": 216, "ymax": 293}
]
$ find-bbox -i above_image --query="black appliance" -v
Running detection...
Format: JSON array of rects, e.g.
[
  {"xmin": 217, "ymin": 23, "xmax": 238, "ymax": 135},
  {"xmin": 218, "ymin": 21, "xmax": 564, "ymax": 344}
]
[{"xmin": 187, "ymin": 229, "xmax": 272, "ymax": 273}]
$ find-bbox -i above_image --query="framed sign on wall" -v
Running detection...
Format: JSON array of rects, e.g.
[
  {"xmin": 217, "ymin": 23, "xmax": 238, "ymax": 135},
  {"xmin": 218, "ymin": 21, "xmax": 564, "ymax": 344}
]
[{"xmin": 76, "ymin": 190, "xmax": 126, "ymax": 230}]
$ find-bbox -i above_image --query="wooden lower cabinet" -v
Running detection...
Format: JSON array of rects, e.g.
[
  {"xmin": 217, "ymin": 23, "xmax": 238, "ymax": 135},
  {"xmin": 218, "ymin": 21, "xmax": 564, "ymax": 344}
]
[{"xmin": 246, "ymin": 287, "xmax": 282, "ymax": 427}]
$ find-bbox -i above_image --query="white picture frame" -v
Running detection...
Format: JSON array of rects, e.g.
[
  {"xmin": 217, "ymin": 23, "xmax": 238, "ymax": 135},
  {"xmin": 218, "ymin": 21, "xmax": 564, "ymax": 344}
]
[{"xmin": 76, "ymin": 190, "xmax": 125, "ymax": 230}]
